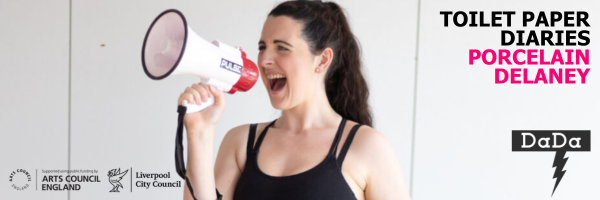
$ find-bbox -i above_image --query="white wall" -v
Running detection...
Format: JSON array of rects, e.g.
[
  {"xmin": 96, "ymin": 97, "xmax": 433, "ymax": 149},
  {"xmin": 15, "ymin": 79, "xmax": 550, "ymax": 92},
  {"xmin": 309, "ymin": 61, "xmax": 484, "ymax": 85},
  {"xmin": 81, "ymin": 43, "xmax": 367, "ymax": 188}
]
[
  {"xmin": 412, "ymin": 0, "xmax": 600, "ymax": 199},
  {"xmin": 3, "ymin": 0, "xmax": 598, "ymax": 200},
  {"xmin": 0, "ymin": 0, "xmax": 69, "ymax": 199},
  {"xmin": 0, "ymin": 0, "xmax": 415, "ymax": 199}
]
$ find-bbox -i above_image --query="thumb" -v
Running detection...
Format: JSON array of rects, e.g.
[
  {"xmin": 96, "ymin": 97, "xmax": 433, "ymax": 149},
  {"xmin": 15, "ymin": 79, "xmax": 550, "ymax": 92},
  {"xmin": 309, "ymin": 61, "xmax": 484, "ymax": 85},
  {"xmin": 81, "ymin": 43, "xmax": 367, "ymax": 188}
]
[{"xmin": 210, "ymin": 86, "xmax": 225, "ymax": 107}]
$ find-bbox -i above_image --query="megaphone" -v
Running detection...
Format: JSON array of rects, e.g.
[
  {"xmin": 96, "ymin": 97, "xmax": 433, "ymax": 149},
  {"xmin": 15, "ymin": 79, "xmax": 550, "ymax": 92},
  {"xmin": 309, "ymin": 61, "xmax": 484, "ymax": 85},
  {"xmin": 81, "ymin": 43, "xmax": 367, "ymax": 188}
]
[{"xmin": 141, "ymin": 9, "xmax": 258, "ymax": 113}]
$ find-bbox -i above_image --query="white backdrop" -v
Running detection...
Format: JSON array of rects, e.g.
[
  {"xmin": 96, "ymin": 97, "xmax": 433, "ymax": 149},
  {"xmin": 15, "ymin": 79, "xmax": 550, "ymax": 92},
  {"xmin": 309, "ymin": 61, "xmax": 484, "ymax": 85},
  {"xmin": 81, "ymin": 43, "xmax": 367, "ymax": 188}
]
[
  {"xmin": 1, "ymin": 0, "xmax": 416, "ymax": 199},
  {"xmin": 412, "ymin": 0, "xmax": 599, "ymax": 200},
  {"xmin": 0, "ymin": 0, "xmax": 69, "ymax": 199},
  {"xmin": 1, "ymin": 0, "xmax": 598, "ymax": 200}
]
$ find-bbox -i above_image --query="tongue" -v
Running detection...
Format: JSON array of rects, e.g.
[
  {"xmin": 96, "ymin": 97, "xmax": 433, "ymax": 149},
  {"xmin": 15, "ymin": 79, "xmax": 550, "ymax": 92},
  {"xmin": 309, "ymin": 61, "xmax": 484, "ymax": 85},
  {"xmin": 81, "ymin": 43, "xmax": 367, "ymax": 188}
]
[{"xmin": 272, "ymin": 78, "xmax": 287, "ymax": 91}]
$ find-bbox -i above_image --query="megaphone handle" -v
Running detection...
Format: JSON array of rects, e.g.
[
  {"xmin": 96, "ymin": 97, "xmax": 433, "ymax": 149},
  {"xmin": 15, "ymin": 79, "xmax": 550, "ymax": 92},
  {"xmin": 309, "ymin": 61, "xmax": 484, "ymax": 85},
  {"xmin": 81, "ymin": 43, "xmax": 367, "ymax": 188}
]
[{"xmin": 181, "ymin": 97, "xmax": 215, "ymax": 113}]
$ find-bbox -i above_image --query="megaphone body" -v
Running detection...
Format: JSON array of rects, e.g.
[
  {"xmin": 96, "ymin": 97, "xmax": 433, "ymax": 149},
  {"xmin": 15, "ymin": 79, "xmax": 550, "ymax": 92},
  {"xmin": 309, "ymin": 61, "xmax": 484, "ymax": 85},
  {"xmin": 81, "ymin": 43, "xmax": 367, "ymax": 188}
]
[{"xmin": 142, "ymin": 9, "xmax": 258, "ymax": 113}]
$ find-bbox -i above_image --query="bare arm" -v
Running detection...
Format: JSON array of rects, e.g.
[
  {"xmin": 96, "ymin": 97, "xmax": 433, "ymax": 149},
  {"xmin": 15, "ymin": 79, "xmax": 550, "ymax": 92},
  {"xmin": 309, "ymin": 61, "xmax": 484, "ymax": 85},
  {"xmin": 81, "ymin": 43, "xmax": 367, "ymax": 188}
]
[
  {"xmin": 179, "ymin": 83, "xmax": 245, "ymax": 200},
  {"xmin": 213, "ymin": 125, "xmax": 248, "ymax": 199},
  {"xmin": 184, "ymin": 127, "xmax": 218, "ymax": 200},
  {"xmin": 184, "ymin": 125, "xmax": 245, "ymax": 200}
]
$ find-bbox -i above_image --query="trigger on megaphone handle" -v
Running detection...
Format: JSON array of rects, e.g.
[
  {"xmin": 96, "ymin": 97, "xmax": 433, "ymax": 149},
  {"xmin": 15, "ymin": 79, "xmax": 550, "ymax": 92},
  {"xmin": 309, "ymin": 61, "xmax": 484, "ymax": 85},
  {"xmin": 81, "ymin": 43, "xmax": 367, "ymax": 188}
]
[{"xmin": 181, "ymin": 96, "xmax": 215, "ymax": 113}]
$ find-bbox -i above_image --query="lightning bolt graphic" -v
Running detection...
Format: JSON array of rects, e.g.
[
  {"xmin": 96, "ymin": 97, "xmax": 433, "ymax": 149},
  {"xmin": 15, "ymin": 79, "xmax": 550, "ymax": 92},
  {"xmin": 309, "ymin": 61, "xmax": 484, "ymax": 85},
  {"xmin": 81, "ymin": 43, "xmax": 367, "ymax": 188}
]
[{"xmin": 551, "ymin": 150, "xmax": 568, "ymax": 197}]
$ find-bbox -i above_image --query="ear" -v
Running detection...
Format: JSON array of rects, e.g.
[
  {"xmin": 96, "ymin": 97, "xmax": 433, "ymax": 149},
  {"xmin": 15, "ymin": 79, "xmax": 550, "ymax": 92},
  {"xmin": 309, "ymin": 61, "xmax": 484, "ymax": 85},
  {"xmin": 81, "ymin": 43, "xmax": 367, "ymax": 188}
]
[{"xmin": 315, "ymin": 47, "xmax": 333, "ymax": 73}]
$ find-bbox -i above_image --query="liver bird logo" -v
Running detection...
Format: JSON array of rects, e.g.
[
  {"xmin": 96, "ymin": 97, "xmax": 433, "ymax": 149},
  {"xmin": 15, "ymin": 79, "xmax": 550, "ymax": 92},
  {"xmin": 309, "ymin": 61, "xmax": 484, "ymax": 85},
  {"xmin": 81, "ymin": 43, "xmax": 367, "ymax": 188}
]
[{"xmin": 107, "ymin": 168, "xmax": 128, "ymax": 192}]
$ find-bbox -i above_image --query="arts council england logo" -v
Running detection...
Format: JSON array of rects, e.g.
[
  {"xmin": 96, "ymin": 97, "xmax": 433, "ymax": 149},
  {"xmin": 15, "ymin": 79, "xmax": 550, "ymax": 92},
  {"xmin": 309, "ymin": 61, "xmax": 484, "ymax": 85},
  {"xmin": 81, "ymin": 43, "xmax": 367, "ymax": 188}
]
[{"xmin": 9, "ymin": 169, "xmax": 32, "ymax": 191}]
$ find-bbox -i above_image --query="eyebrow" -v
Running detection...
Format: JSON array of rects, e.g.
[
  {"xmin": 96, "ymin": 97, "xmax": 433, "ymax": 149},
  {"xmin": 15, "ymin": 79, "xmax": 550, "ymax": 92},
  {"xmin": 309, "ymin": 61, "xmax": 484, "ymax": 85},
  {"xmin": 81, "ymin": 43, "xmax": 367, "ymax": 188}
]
[
  {"xmin": 258, "ymin": 40, "xmax": 294, "ymax": 47},
  {"xmin": 274, "ymin": 40, "xmax": 293, "ymax": 47}
]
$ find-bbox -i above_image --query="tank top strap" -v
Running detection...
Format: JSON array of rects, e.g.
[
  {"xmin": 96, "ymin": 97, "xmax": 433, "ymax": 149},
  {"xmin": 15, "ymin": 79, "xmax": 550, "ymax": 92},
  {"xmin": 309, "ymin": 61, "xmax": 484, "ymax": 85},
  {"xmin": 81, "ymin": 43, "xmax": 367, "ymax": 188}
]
[
  {"xmin": 246, "ymin": 123, "xmax": 258, "ymax": 155},
  {"xmin": 337, "ymin": 124, "xmax": 362, "ymax": 167},
  {"xmin": 328, "ymin": 118, "xmax": 347, "ymax": 156},
  {"xmin": 252, "ymin": 119, "xmax": 277, "ymax": 152}
]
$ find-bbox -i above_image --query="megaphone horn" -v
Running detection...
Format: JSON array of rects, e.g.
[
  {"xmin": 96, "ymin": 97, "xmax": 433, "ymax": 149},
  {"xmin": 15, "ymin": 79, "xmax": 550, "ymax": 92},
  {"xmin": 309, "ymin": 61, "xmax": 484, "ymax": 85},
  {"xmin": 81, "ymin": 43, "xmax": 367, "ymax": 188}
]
[{"xmin": 141, "ymin": 9, "xmax": 259, "ymax": 113}]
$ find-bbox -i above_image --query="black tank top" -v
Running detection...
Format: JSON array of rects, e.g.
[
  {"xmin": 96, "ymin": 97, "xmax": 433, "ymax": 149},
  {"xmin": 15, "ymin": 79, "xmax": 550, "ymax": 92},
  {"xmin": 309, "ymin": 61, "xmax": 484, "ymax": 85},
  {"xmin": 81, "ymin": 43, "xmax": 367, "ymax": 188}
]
[{"xmin": 233, "ymin": 118, "xmax": 361, "ymax": 200}]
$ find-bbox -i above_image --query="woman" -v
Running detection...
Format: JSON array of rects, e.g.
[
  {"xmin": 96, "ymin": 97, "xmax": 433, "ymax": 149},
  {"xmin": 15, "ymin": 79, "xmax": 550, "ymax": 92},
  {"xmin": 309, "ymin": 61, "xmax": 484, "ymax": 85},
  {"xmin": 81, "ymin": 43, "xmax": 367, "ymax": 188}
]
[{"xmin": 179, "ymin": 1, "xmax": 410, "ymax": 199}]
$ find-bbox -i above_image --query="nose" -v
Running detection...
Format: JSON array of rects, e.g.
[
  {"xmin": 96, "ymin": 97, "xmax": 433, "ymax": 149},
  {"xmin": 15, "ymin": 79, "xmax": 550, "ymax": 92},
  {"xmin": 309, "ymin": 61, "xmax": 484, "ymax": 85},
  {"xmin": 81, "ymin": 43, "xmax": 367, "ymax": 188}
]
[{"xmin": 259, "ymin": 49, "xmax": 275, "ymax": 68}]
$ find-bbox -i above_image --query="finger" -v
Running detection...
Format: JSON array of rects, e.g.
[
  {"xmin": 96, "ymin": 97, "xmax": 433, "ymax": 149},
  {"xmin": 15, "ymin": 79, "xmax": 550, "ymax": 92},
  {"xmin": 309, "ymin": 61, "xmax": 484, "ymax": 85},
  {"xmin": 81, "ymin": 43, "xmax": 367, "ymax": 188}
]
[
  {"xmin": 184, "ymin": 87, "xmax": 201, "ymax": 105},
  {"xmin": 178, "ymin": 92, "xmax": 189, "ymax": 105},
  {"xmin": 178, "ymin": 93, "xmax": 195, "ymax": 106},
  {"xmin": 201, "ymin": 83, "xmax": 212, "ymax": 98},
  {"xmin": 192, "ymin": 83, "xmax": 210, "ymax": 103},
  {"xmin": 196, "ymin": 82, "xmax": 211, "ymax": 98},
  {"xmin": 209, "ymin": 86, "xmax": 225, "ymax": 107}
]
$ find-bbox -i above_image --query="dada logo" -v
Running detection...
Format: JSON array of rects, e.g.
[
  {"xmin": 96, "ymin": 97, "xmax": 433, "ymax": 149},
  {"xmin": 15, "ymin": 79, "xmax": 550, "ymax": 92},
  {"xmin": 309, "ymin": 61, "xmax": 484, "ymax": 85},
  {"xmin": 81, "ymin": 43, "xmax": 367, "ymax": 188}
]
[{"xmin": 512, "ymin": 130, "xmax": 591, "ymax": 196}]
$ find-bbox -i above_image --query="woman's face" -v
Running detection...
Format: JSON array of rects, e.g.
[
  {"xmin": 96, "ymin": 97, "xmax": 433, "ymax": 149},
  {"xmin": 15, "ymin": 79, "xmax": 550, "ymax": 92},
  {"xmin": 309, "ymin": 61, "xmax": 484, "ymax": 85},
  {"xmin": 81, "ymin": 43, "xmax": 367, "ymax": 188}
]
[{"xmin": 258, "ymin": 16, "xmax": 321, "ymax": 110}]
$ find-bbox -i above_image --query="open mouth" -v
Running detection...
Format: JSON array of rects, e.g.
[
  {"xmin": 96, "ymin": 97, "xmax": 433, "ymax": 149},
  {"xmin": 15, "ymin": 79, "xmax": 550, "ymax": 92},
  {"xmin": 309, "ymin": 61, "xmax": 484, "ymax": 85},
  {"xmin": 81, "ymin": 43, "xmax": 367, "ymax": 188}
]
[{"xmin": 267, "ymin": 74, "xmax": 287, "ymax": 92}]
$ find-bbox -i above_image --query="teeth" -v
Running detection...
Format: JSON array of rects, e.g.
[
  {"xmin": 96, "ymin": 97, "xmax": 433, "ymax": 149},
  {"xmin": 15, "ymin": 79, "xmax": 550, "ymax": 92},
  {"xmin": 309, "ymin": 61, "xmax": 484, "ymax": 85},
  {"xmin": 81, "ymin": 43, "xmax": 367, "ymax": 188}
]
[{"xmin": 267, "ymin": 74, "xmax": 286, "ymax": 79}]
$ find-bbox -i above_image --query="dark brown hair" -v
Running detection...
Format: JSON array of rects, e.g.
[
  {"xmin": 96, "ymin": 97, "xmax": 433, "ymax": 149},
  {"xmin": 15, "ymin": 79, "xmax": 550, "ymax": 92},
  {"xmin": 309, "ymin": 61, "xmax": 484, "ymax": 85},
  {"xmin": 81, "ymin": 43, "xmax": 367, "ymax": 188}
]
[{"xmin": 269, "ymin": 0, "xmax": 373, "ymax": 126}]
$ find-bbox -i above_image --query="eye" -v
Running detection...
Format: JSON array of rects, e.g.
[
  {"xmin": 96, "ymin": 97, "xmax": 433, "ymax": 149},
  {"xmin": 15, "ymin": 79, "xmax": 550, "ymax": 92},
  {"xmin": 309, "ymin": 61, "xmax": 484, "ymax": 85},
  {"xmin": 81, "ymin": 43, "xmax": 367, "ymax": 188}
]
[
  {"xmin": 258, "ymin": 46, "xmax": 266, "ymax": 51},
  {"xmin": 277, "ymin": 46, "xmax": 289, "ymax": 51}
]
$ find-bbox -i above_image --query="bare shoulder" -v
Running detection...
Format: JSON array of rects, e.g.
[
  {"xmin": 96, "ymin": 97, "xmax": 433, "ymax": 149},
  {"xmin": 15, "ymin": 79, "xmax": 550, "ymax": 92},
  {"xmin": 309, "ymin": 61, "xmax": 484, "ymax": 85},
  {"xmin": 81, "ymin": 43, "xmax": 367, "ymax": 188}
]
[
  {"xmin": 221, "ymin": 122, "xmax": 271, "ymax": 150},
  {"xmin": 345, "ymin": 124, "xmax": 400, "ymax": 174},
  {"xmin": 220, "ymin": 124, "xmax": 251, "ymax": 152},
  {"xmin": 346, "ymin": 124, "xmax": 411, "ymax": 199},
  {"xmin": 219, "ymin": 122, "xmax": 271, "ymax": 171},
  {"xmin": 222, "ymin": 124, "xmax": 252, "ymax": 145},
  {"xmin": 349, "ymin": 125, "xmax": 394, "ymax": 157}
]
